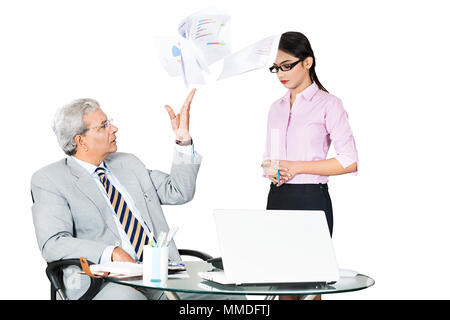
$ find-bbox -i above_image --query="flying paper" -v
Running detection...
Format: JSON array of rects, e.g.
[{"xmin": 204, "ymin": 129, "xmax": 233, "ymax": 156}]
[
  {"xmin": 154, "ymin": 8, "xmax": 231, "ymax": 86},
  {"xmin": 218, "ymin": 34, "xmax": 281, "ymax": 80}
]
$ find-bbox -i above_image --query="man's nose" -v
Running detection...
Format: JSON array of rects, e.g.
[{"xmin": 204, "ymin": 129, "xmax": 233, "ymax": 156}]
[{"xmin": 110, "ymin": 124, "xmax": 118, "ymax": 133}]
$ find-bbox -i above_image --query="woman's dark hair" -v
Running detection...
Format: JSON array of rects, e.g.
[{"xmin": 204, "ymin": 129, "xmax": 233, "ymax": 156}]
[{"xmin": 279, "ymin": 31, "xmax": 328, "ymax": 93}]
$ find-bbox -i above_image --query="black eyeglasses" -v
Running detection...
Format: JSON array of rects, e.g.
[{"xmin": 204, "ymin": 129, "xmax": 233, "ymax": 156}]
[{"xmin": 269, "ymin": 59, "xmax": 303, "ymax": 73}]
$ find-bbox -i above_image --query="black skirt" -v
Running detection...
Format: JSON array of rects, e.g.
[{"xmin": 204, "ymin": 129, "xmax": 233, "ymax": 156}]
[{"xmin": 266, "ymin": 183, "xmax": 333, "ymax": 236}]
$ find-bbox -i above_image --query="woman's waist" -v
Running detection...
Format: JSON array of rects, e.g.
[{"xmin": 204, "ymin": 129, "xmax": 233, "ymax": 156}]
[
  {"xmin": 270, "ymin": 181, "xmax": 328, "ymax": 191},
  {"xmin": 282, "ymin": 174, "xmax": 329, "ymax": 185}
]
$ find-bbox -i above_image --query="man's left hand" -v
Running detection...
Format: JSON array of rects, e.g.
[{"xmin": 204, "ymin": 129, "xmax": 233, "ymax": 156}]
[{"xmin": 164, "ymin": 88, "xmax": 196, "ymax": 141}]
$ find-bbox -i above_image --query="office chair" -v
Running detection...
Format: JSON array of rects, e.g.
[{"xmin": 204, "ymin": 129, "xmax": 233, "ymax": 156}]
[
  {"xmin": 46, "ymin": 249, "xmax": 213, "ymax": 300},
  {"xmin": 46, "ymin": 258, "xmax": 103, "ymax": 300}
]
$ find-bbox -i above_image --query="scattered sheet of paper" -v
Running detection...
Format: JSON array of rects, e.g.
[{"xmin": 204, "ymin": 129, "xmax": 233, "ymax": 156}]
[
  {"xmin": 218, "ymin": 34, "xmax": 281, "ymax": 80},
  {"xmin": 178, "ymin": 7, "xmax": 231, "ymax": 66},
  {"xmin": 155, "ymin": 9, "xmax": 283, "ymax": 85},
  {"xmin": 154, "ymin": 7, "xmax": 231, "ymax": 86},
  {"xmin": 154, "ymin": 36, "xmax": 183, "ymax": 77}
]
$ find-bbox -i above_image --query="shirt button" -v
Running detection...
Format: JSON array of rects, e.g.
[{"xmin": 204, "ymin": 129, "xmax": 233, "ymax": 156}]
[{"xmin": 114, "ymin": 241, "xmax": 120, "ymax": 247}]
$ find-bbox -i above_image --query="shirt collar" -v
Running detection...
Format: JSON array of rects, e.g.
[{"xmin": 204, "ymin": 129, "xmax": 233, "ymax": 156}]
[
  {"xmin": 281, "ymin": 81, "xmax": 320, "ymax": 103},
  {"xmin": 71, "ymin": 156, "xmax": 109, "ymax": 176},
  {"xmin": 298, "ymin": 82, "xmax": 319, "ymax": 101},
  {"xmin": 281, "ymin": 90, "xmax": 291, "ymax": 103}
]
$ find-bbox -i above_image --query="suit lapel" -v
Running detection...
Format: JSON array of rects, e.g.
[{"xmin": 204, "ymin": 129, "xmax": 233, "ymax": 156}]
[{"xmin": 67, "ymin": 157, "xmax": 120, "ymax": 239}]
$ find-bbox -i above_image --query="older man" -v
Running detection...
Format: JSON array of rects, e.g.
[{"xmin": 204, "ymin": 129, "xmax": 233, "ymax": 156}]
[{"xmin": 31, "ymin": 90, "xmax": 207, "ymax": 299}]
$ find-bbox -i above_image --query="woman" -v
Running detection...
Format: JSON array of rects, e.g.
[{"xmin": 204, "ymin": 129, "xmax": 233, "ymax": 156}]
[{"xmin": 262, "ymin": 32, "xmax": 358, "ymax": 300}]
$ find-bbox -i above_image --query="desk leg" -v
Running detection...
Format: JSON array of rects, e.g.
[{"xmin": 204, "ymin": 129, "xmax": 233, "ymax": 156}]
[{"xmin": 164, "ymin": 291, "xmax": 181, "ymax": 300}]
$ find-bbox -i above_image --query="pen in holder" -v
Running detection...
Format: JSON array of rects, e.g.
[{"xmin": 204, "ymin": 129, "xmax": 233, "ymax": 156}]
[{"xmin": 143, "ymin": 245, "xmax": 169, "ymax": 282}]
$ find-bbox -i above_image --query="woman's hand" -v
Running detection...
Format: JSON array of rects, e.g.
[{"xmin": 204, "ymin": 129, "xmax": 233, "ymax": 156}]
[
  {"xmin": 262, "ymin": 160, "xmax": 293, "ymax": 186},
  {"xmin": 278, "ymin": 160, "xmax": 300, "ymax": 177},
  {"xmin": 164, "ymin": 88, "xmax": 196, "ymax": 141}
]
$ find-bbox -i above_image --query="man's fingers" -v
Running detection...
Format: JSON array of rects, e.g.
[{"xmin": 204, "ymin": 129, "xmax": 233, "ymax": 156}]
[
  {"xmin": 165, "ymin": 105, "xmax": 176, "ymax": 120},
  {"xmin": 183, "ymin": 88, "xmax": 196, "ymax": 112}
]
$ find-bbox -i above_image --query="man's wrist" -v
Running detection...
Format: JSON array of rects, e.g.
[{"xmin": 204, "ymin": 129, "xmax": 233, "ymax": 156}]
[
  {"xmin": 175, "ymin": 137, "xmax": 193, "ymax": 146},
  {"xmin": 99, "ymin": 245, "xmax": 116, "ymax": 264}
]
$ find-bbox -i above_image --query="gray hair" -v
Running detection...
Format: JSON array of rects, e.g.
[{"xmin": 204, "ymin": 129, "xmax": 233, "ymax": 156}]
[{"xmin": 52, "ymin": 98, "xmax": 100, "ymax": 156}]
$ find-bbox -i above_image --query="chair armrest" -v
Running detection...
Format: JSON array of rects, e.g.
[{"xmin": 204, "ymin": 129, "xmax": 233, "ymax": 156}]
[
  {"xmin": 178, "ymin": 249, "xmax": 213, "ymax": 261},
  {"xmin": 46, "ymin": 259, "xmax": 103, "ymax": 300}
]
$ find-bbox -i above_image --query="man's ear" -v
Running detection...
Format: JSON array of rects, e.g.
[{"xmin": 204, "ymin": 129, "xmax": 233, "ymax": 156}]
[
  {"xmin": 303, "ymin": 57, "xmax": 314, "ymax": 70},
  {"xmin": 74, "ymin": 134, "xmax": 87, "ymax": 152}
]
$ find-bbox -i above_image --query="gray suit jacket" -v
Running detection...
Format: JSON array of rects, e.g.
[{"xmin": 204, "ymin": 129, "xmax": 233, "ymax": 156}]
[{"xmin": 31, "ymin": 150, "xmax": 201, "ymax": 267}]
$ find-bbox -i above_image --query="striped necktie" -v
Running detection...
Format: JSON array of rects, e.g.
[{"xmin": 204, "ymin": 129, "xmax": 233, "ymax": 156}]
[{"xmin": 95, "ymin": 167, "xmax": 151, "ymax": 262}]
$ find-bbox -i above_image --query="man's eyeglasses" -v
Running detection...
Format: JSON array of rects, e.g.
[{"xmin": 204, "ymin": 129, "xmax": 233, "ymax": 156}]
[
  {"xmin": 85, "ymin": 119, "xmax": 114, "ymax": 131},
  {"xmin": 269, "ymin": 59, "xmax": 303, "ymax": 73}
]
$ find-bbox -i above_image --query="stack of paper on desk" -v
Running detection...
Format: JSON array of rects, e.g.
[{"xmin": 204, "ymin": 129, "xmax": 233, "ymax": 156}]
[
  {"xmin": 89, "ymin": 262, "xmax": 143, "ymax": 279},
  {"xmin": 86, "ymin": 262, "xmax": 189, "ymax": 279}
]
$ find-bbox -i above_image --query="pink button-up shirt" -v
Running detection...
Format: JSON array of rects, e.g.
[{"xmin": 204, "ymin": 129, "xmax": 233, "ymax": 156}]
[{"xmin": 264, "ymin": 82, "xmax": 358, "ymax": 184}]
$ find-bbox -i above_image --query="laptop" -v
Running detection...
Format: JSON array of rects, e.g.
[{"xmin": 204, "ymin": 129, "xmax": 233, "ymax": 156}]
[{"xmin": 198, "ymin": 209, "xmax": 339, "ymax": 285}]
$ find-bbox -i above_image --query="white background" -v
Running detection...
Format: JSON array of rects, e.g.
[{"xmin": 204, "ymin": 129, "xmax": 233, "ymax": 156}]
[{"xmin": 1, "ymin": 0, "xmax": 449, "ymax": 299}]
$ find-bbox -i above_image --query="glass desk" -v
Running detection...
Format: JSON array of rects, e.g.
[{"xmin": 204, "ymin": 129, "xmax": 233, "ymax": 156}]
[{"xmin": 106, "ymin": 261, "xmax": 375, "ymax": 300}]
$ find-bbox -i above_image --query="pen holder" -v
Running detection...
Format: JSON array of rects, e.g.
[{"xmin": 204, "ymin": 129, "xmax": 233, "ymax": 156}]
[{"xmin": 143, "ymin": 245, "xmax": 169, "ymax": 282}]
